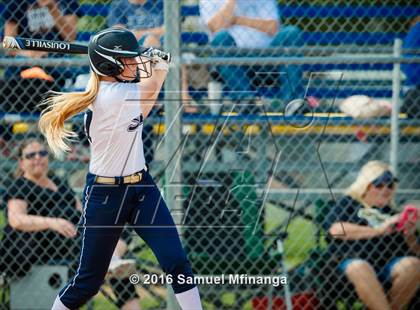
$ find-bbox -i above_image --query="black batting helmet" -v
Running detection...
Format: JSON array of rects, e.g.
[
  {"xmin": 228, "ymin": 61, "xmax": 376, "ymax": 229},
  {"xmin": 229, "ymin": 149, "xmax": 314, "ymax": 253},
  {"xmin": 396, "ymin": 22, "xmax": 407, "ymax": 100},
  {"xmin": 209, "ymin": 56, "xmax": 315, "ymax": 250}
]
[{"xmin": 88, "ymin": 27, "xmax": 148, "ymax": 77}]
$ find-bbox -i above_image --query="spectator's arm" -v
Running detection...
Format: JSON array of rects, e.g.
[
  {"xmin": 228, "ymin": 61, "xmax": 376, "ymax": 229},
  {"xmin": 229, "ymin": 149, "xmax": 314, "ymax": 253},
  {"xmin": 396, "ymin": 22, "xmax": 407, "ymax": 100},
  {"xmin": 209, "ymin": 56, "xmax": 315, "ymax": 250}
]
[
  {"xmin": 233, "ymin": 16, "xmax": 278, "ymax": 36},
  {"xmin": 329, "ymin": 221, "xmax": 395, "ymax": 240},
  {"xmin": 109, "ymin": 22, "xmax": 164, "ymax": 40},
  {"xmin": 403, "ymin": 218, "xmax": 420, "ymax": 255},
  {"xmin": 37, "ymin": 0, "xmax": 77, "ymax": 41},
  {"xmin": 107, "ymin": 0, "xmax": 127, "ymax": 29},
  {"xmin": 8, "ymin": 198, "xmax": 55, "ymax": 232},
  {"xmin": 405, "ymin": 233, "xmax": 420, "ymax": 256},
  {"xmin": 202, "ymin": 0, "xmax": 236, "ymax": 33},
  {"xmin": 4, "ymin": 20, "xmax": 18, "ymax": 37},
  {"xmin": 8, "ymin": 198, "xmax": 77, "ymax": 237},
  {"xmin": 50, "ymin": 10, "xmax": 78, "ymax": 41},
  {"xmin": 134, "ymin": 26, "xmax": 165, "ymax": 40},
  {"xmin": 53, "ymin": 13, "xmax": 78, "ymax": 41}
]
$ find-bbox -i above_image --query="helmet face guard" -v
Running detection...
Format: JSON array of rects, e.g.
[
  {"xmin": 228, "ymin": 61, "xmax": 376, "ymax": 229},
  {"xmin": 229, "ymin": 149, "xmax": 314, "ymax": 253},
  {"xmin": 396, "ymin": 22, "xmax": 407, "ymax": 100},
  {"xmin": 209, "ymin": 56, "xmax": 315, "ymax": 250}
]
[
  {"xmin": 88, "ymin": 27, "xmax": 152, "ymax": 81},
  {"xmin": 116, "ymin": 56, "xmax": 153, "ymax": 83}
]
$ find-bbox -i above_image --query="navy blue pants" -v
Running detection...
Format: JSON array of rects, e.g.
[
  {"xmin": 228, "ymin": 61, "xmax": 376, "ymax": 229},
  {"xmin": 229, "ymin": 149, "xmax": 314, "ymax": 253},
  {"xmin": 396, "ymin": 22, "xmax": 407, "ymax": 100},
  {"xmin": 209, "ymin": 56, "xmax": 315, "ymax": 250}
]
[{"xmin": 59, "ymin": 170, "xmax": 195, "ymax": 309}]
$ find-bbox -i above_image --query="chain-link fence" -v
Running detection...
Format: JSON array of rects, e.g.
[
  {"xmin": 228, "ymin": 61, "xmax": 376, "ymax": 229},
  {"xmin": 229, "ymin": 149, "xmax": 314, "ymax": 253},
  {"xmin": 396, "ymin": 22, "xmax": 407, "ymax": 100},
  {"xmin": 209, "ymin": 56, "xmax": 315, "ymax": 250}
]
[{"xmin": 0, "ymin": 0, "xmax": 419, "ymax": 309}]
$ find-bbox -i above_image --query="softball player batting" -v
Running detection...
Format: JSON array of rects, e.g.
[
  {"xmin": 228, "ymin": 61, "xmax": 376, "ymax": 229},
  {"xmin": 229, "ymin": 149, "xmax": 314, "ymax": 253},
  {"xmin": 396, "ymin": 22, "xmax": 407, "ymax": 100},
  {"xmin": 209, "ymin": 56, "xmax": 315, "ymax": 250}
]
[{"xmin": 38, "ymin": 28, "xmax": 202, "ymax": 310}]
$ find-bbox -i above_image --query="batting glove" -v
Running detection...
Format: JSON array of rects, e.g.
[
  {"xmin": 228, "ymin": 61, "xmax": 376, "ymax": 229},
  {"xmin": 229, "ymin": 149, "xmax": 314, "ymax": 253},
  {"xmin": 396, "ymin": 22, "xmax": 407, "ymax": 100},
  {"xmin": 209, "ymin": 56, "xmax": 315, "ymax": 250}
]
[{"xmin": 142, "ymin": 47, "xmax": 171, "ymax": 64}]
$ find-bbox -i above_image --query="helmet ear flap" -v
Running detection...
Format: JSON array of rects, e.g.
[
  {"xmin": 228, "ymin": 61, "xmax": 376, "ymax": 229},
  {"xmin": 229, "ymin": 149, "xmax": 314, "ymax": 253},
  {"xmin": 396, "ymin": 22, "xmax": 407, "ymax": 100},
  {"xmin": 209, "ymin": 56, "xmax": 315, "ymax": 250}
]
[{"xmin": 97, "ymin": 59, "xmax": 124, "ymax": 76}]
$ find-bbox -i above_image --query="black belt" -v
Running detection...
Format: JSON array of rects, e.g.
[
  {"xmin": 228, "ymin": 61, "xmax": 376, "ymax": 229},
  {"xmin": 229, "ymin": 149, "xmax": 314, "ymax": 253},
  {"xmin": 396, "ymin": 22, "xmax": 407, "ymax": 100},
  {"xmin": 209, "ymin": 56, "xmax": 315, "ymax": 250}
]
[{"xmin": 95, "ymin": 169, "xmax": 146, "ymax": 185}]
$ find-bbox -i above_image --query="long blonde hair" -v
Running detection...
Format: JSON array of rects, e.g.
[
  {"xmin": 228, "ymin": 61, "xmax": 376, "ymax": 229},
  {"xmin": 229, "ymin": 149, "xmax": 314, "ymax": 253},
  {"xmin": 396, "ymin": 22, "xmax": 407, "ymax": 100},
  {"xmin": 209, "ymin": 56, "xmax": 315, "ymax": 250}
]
[
  {"xmin": 39, "ymin": 72, "xmax": 100, "ymax": 156},
  {"xmin": 346, "ymin": 160, "xmax": 396, "ymax": 208}
]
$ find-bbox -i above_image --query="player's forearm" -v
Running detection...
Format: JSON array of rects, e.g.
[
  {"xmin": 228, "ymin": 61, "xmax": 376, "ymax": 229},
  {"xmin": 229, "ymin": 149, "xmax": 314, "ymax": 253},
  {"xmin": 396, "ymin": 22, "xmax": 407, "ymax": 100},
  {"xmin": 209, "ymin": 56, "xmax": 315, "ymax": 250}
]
[
  {"xmin": 141, "ymin": 69, "xmax": 167, "ymax": 117},
  {"xmin": 329, "ymin": 222, "xmax": 383, "ymax": 240},
  {"xmin": 233, "ymin": 16, "xmax": 278, "ymax": 36},
  {"xmin": 153, "ymin": 72, "xmax": 167, "ymax": 97},
  {"xmin": 207, "ymin": 0, "xmax": 236, "ymax": 33},
  {"xmin": 8, "ymin": 214, "xmax": 55, "ymax": 232}
]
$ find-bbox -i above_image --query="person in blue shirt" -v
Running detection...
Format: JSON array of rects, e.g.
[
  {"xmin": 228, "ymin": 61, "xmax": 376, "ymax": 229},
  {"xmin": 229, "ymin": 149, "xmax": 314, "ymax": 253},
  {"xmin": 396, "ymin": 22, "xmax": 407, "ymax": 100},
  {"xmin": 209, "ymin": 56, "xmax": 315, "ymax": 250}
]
[
  {"xmin": 401, "ymin": 16, "xmax": 420, "ymax": 118},
  {"xmin": 108, "ymin": 0, "xmax": 196, "ymax": 112},
  {"xmin": 200, "ymin": 0, "xmax": 306, "ymax": 105}
]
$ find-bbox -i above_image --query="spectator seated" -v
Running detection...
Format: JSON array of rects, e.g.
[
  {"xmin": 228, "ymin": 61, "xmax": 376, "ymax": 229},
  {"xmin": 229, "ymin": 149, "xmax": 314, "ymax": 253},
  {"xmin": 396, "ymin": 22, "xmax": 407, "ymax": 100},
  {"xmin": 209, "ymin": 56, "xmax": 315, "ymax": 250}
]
[
  {"xmin": 311, "ymin": 198, "xmax": 420, "ymax": 309},
  {"xmin": 0, "ymin": 2, "xmax": 417, "ymax": 109},
  {"xmin": 68, "ymin": 2, "xmax": 420, "ymax": 45}
]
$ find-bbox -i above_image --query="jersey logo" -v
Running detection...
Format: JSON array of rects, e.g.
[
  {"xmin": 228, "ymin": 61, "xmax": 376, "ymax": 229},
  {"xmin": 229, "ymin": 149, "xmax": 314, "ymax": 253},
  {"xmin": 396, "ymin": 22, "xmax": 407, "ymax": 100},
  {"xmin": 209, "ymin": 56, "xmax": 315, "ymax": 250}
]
[{"xmin": 127, "ymin": 114, "xmax": 143, "ymax": 132}]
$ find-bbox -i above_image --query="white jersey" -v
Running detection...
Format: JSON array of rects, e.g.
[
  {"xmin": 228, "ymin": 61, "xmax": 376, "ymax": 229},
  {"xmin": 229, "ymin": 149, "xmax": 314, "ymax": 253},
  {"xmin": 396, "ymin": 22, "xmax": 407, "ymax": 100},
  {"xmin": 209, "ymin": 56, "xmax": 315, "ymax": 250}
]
[{"xmin": 85, "ymin": 81, "xmax": 146, "ymax": 177}]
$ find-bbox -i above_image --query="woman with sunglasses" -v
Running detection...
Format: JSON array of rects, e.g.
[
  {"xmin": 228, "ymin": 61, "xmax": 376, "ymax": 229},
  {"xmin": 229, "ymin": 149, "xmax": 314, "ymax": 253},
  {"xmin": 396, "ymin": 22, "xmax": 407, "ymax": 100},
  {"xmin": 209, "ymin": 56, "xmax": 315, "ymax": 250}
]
[
  {"xmin": 38, "ymin": 27, "xmax": 202, "ymax": 310},
  {"xmin": 0, "ymin": 139, "xmax": 141, "ymax": 310},
  {"xmin": 323, "ymin": 160, "xmax": 419, "ymax": 310}
]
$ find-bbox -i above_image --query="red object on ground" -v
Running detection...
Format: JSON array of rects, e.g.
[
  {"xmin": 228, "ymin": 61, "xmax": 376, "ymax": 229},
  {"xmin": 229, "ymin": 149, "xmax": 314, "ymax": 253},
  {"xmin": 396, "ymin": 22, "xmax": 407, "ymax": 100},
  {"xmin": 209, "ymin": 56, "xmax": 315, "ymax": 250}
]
[{"xmin": 252, "ymin": 292, "xmax": 320, "ymax": 310}]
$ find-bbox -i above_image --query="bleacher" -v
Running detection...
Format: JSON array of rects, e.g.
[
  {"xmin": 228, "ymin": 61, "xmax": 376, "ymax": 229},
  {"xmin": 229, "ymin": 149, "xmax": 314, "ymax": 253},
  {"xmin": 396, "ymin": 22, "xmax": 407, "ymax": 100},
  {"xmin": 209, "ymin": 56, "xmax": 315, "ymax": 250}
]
[
  {"xmin": 70, "ymin": 2, "xmax": 420, "ymax": 45},
  {"xmin": 0, "ymin": 0, "xmax": 418, "ymax": 175},
  {"xmin": 71, "ymin": 1, "xmax": 415, "ymax": 96},
  {"xmin": 1, "ymin": 1, "xmax": 419, "ymax": 184},
  {"xmin": 0, "ymin": 1, "xmax": 417, "ymax": 100}
]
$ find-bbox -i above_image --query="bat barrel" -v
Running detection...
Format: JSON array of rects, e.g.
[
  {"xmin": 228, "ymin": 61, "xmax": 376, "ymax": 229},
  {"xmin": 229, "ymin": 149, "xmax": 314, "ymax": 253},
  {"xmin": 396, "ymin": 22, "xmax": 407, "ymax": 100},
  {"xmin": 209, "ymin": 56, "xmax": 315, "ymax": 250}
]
[{"xmin": 2, "ymin": 36, "xmax": 88, "ymax": 54}]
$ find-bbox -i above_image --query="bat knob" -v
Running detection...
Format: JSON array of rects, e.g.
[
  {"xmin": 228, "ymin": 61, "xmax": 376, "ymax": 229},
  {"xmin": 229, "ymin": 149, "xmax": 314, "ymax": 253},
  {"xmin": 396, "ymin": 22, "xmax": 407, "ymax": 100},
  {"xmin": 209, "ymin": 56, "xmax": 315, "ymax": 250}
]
[
  {"xmin": 3, "ymin": 36, "xmax": 18, "ymax": 49},
  {"xmin": 142, "ymin": 47, "xmax": 171, "ymax": 64}
]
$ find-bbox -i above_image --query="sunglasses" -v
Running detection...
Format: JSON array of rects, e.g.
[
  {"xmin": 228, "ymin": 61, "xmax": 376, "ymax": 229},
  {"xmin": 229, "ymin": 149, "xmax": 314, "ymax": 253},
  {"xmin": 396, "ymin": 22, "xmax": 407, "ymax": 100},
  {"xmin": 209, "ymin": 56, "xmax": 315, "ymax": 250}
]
[
  {"xmin": 22, "ymin": 150, "xmax": 48, "ymax": 160},
  {"xmin": 373, "ymin": 182, "xmax": 395, "ymax": 189}
]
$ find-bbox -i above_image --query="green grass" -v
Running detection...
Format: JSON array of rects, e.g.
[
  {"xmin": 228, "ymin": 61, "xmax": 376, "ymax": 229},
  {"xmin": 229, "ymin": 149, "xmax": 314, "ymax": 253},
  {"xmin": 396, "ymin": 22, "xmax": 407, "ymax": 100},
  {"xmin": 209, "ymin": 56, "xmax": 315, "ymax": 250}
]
[
  {"xmin": 284, "ymin": 218, "xmax": 317, "ymax": 266},
  {"xmin": 0, "ymin": 212, "xmax": 5, "ymax": 230},
  {"xmin": 0, "ymin": 212, "xmax": 5, "ymax": 242},
  {"xmin": 266, "ymin": 203, "xmax": 319, "ymax": 266}
]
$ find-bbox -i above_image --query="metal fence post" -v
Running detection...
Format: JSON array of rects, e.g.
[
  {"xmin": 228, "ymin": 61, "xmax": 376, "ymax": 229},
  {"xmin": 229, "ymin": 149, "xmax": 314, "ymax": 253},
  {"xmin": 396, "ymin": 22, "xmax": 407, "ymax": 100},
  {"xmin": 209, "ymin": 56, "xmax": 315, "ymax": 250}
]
[
  {"xmin": 164, "ymin": 0, "xmax": 182, "ymax": 309},
  {"xmin": 390, "ymin": 39, "xmax": 402, "ymax": 175}
]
